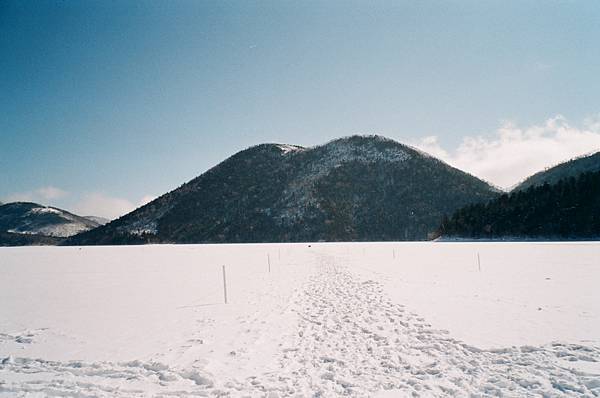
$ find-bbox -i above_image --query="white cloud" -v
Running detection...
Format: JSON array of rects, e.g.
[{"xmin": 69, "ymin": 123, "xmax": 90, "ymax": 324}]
[
  {"xmin": 37, "ymin": 186, "xmax": 68, "ymax": 200},
  {"xmin": 3, "ymin": 192, "xmax": 35, "ymax": 203},
  {"xmin": 3, "ymin": 186, "xmax": 68, "ymax": 204},
  {"xmin": 532, "ymin": 61, "xmax": 552, "ymax": 71},
  {"xmin": 414, "ymin": 115, "xmax": 600, "ymax": 190},
  {"xmin": 138, "ymin": 195, "xmax": 157, "ymax": 207},
  {"xmin": 72, "ymin": 192, "xmax": 156, "ymax": 220}
]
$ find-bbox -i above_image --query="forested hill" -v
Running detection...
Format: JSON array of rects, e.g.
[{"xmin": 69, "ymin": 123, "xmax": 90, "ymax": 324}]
[
  {"xmin": 66, "ymin": 135, "xmax": 499, "ymax": 245},
  {"xmin": 515, "ymin": 151, "xmax": 600, "ymax": 191},
  {"xmin": 439, "ymin": 171, "xmax": 600, "ymax": 240}
]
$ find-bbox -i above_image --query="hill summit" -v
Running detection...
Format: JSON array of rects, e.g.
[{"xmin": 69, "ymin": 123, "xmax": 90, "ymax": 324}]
[{"xmin": 0, "ymin": 202, "xmax": 101, "ymax": 246}]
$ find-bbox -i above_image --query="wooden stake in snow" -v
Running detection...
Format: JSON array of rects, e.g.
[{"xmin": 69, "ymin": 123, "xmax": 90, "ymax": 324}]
[
  {"xmin": 393, "ymin": 249, "xmax": 396, "ymax": 259},
  {"xmin": 222, "ymin": 265, "xmax": 228, "ymax": 304},
  {"xmin": 477, "ymin": 252, "xmax": 481, "ymax": 272},
  {"xmin": 268, "ymin": 253, "xmax": 271, "ymax": 273}
]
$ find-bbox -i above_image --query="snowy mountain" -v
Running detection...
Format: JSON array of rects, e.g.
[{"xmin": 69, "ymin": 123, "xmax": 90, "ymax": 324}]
[
  {"xmin": 67, "ymin": 135, "xmax": 499, "ymax": 245},
  {"xmin": 514, "ymin": 150, "xmax": 600, "ymax": 191},
  {"xmin": 0, "ymin": 202, "xmax": 102, "ymax": 246}
]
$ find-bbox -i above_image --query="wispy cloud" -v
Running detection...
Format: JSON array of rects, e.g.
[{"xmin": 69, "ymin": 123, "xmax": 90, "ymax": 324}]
[
  {"xmin": 138, "ymin": 195, "xmax": 157, "ymax": 207},
  {"xmin": 37, "ymin": 186, "xmax": 68, "ymax": 200},
  {"xmin": 72, "ymin": 193, "xmax": 156, "ymax": 220},
  {"xmin": 3, "ymin": 186, "xmax": 68, "ymax": 204},
  {"xmin": 532, "ymin": 61, "xmax": 552, "ymax": 71},
  {"xmin": 414, "ymin": 115, "xmax": 600, "ymax": 189}
]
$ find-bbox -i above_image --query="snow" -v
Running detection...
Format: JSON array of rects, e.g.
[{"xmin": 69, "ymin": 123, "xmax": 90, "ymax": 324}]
[
  {"xmin": 278, "ymin": 138, "xmax": 412, "ymax": 222},
  {"xmin": 8, "ymin": 222, "xmax": 91, "ymax": 238},
  {"xmin": 1, "ymin": 242, "xmax": 599, "ymax": 396},
  {"xmin": 12, "ymin": 223, "xmax": 91, "ymax": 238},
  {"xmin": 5, "ymin": 206, "xmax": 99, "ymax": 237},
  {"xmin": 276, "ymin": 144, "xmax": 304, "ymax": 155},
  {"xmin": 128, "ymin": 224, "xmax": 158, "ymax": 236},
  {"xmin": 26, "ymin": 207, "xmax": 62, "ymax": 215},
  {"xmin": 84, "ymin": 216, "xmax": 110, "ymax": 225},
  {"xmin": 311, "ymin": 136, "xmax": 411, "ymax": 169},
  {"xmin": 353, "ymin": 242, "xmax": 600, "ymax": 348}
]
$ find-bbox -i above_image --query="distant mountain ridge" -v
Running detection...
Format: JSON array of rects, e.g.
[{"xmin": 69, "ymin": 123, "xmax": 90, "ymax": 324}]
[
  {"xmin": 67, "ymin": 135, "xmax": 499, "ymax": 245},
  {"xmin": 0, "ymin": 202, "xmax": 102, "ymax": 246},
  {"xmin": 514, "ymin": 151, "xmax": 600, "ymax": 191}
]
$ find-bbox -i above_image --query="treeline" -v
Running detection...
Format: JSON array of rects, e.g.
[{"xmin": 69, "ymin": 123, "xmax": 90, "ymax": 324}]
[
  {"xmin": 0, "ymin": 231, "xmax": 62, "ymax": 246},
  {"xmin": 439, "ymin": 171, "xmax": 600, "ymax": 239}
]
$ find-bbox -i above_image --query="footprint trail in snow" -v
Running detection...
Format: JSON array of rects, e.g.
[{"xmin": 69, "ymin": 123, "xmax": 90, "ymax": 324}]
[
  {"xmin": 251, "ymin": 254, "xmax": 600, "ymax": 397},
  {"xmin": 1, "ymin": 253, "xmax": 599, "ymax": 397}
]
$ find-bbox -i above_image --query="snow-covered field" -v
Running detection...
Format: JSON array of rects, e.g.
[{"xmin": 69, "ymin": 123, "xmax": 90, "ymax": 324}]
[{"xmin": 1, "ymin": 242, "xmax": 599, "ymax": 397}]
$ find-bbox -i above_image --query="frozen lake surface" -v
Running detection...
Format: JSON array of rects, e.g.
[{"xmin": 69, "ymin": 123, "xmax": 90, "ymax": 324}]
[{"xmin": 1, "ymin": 242, "xmax": 599, "ymax": 396}]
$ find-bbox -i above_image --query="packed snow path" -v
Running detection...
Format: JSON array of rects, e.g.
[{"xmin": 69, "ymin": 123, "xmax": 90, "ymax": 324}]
[
  {"xmin": 2, "ymin": 252, "xmax": 600, "ymax": 397},
  {"xmin": 267, "ymin": 254, "xmax": 600, "ymax": 396}
]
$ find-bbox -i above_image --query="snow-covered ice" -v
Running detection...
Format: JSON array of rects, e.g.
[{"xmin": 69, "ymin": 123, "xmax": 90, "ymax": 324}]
[{"xmin": 0, "ymin": 242, "xmax": 599, "ymax": 396}]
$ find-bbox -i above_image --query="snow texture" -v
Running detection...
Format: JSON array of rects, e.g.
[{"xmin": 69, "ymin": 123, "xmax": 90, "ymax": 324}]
[
  {"xmin": 84, "ymin": 216, "xmax": 110, "ymax": 225},
  {"xmin": 0, "ymin": 243, "xmax": 599, "ymax": 397},
  {"xmin": 276, "ymin": 144, "xmax": 305, "ymax": 155},
  {"xmin": 7, "ymin": 206, "xmax": 98, "ymax": 237},
  {"xmin": 278, "ymin": 137, "xmax": 412, "ymax": 222}
]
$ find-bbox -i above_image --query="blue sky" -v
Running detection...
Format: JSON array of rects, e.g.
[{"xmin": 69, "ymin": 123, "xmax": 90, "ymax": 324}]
[{"xmin": 2, "ymin": 1, "xmax": 600, "ymax": 218}]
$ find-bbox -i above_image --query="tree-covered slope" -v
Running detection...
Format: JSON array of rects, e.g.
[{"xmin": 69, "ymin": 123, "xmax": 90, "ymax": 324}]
[
  {"xmin": 439, "ymin": 171, "xmax": 600, "ymax": 240},
  {"xmin": 67, "ymin": 135, "xmax": 499, "ymax": 245},
  {"xmin": 515, "ymin": 151, "xmax": 600, "ymax": 191}
]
